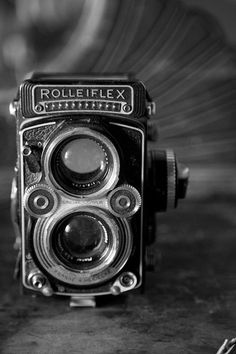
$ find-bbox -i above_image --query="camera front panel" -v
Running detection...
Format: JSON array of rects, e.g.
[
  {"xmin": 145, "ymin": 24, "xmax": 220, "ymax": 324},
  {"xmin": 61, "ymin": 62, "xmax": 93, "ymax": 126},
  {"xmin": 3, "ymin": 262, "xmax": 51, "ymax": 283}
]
[{"xmin": 17, "ymin": 80, "xmax": 146, "ymax": 297}]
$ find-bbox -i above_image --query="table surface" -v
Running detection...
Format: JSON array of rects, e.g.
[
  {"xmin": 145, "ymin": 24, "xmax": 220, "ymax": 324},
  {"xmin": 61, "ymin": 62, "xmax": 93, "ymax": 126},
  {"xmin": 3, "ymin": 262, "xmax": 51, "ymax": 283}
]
[{"xmin": 0, "ymin": 196, "xmax": 236, "ymax": 354}]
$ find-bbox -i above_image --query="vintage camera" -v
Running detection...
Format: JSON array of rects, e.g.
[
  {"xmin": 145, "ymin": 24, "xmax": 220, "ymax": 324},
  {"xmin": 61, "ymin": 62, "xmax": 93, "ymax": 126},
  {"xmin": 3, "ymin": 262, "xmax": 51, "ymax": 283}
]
[{"xmin": 10, "ymin": 74, "xmax": 188, "ymax": 307}]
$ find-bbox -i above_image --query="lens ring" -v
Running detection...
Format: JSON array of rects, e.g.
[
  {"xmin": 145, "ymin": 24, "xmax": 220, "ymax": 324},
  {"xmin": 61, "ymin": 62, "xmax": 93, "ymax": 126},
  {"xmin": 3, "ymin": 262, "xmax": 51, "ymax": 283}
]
[
  {"xmin": 43, "ymin": 127, "xmax": 120, "ymax": 197},
  {"xmin": 51, "ymin": 212, "xmax": 114, "ymax": 271},
  {"xmin": 52, "ymin": 136, "xmax": 111, "ymax": 193},
  {"xmin": 33, "ymin": 207, "xmax": 132, "ymax": 286}
]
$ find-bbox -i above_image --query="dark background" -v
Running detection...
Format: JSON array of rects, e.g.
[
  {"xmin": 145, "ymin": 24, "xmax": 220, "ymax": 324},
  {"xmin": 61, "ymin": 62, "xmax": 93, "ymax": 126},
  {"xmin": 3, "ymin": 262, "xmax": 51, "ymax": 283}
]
[{"xmin": 0, "ymin": 1, "xmax": 235, "ymax": 353}]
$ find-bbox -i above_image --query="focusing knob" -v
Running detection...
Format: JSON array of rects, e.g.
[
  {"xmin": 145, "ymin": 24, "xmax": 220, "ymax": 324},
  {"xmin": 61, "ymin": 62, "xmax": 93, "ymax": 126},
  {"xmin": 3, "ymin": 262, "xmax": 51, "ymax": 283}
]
[
  {"xmin": 166, "ymin": 150, "xmax": 177, "ymax": 209},
  {"xmin": 24, "ymin": 184, "xmax": 58, "ymax": 217},
  {"xmin": 148, "ymin": 149, "xmax": 189, "ymax": 212},
  {"xmin": 108, "ymin": 185, "xmax": 141, "ymax": 218},
  {"xmin": 148, "ymin": 149, "xmax": 177, "ymax": 212}
]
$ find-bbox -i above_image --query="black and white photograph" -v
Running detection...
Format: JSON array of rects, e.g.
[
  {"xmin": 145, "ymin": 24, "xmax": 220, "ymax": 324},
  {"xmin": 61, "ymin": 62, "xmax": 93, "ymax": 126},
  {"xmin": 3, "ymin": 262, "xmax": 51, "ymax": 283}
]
[{"xmin": 0, "ymin": 1, "xmax": 235, "ymax": 353}]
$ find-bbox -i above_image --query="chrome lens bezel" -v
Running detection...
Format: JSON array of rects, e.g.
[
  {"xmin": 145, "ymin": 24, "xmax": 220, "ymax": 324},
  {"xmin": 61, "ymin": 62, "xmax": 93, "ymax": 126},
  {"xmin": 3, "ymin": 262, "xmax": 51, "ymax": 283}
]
[
  {"xmin": 33, "ymin": 207, "xmax": 132, "ymax": 286},
  {"xmin": 43, "ymin": 126, "xmax": 120, "ymax": 198}
]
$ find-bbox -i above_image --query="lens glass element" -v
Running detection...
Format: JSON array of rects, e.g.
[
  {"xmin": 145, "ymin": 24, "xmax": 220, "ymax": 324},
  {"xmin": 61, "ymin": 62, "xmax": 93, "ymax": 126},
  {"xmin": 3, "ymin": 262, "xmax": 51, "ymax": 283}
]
[
  {"xmin": 49, "ymin": 130, "xmax": 119, "ymax": 196},
  {"xmin": 61, "ymin": 138, "xmax": 106, "ymax": 175},
  {"xmin": 52, "ymin": 211, "xmax": 113, "ymax": 270},
  {"xmin": 60, "ymin": 214, "xmax": 103, "ymax": 258}
]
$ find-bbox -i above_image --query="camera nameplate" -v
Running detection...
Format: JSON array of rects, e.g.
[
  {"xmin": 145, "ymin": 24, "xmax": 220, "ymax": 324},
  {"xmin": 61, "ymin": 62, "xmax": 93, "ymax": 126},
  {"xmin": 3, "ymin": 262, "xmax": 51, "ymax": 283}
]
[{"xmin": 29, "ymin": 85, "xmax": 134, "ymax": 116}]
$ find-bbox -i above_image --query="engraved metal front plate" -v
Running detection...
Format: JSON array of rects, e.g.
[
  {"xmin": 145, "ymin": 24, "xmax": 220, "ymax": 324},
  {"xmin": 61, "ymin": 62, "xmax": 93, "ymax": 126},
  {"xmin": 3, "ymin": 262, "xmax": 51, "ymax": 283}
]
[{"xmin": 30, "ymin": 85, "xmax": 134, "ymax": 116}]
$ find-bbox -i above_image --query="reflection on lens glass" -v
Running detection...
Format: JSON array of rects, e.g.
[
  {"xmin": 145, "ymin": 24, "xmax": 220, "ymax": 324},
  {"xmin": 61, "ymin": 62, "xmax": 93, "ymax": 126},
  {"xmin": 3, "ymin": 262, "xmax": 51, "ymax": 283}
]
[
  {"xmin": 61, "ymin": 138, "xmax": 106, "ymax": 174},
  {"xmin": 50, "ymin": 130, "xmax": 119, "ymax": 196},
  {"xmin": 60, "ymin": 214, "xmax": 104, "ymax": 258}
]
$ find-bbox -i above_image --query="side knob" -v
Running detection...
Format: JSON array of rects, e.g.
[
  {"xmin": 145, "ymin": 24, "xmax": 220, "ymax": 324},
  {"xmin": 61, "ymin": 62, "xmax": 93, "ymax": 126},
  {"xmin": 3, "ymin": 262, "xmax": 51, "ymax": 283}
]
[
  {"xmin": 148, "ymin": 149, "xmax": 189, "ymax": 212},
  {"xmin": 24, "ymin": 184, "xmax": 58, "ymax": 217},
  {"xmin": 107, "ymin": 184, "xmax": 141, "ymax": 218}
]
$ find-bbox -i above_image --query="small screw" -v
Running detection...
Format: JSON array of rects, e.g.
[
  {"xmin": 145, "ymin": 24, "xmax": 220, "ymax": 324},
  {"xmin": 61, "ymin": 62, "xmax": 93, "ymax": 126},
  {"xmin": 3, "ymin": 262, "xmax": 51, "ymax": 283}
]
[
  {"xmin": 35, "ymin": 104, "xmax": 44, "ymax": 113},
  {"xmin": 42, "ymin": 286, "xmax": 53, "ymax": 297},
  {"xmin": 116, "ymin": 195, "xmax": 131, "ymax": 209},
  {"xmin": 31, "ymin": 274, "xmax": 46, "ymax": 289},
  {"xmin": 33, "ymin": 195, "xmax": 49, "ymax": 210},
  {"xmin": 22, "ymin": 146, "xmax": 31, "ymax": 156},
  {"xmin": 120, "ymin": 272, "xmax": 135, "ymax": 287},
  {"xmin": 110, "ymin": 285, "xmax": 121, "ymax": 296},
  {"xmin": 123, "ymin": 104, "xmax": 132, "ymax": 113}
]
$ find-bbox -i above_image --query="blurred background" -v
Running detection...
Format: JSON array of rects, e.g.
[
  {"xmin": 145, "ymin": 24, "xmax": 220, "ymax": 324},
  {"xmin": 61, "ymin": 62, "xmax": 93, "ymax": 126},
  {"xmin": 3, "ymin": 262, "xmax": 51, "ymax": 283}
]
[
  {"xmin": 0, "ymin": 0, "xmax": 235, "ymax": 202},
  {"xmin": 0, "ymin": 1, "xmax": 236, "ymax": 352}
]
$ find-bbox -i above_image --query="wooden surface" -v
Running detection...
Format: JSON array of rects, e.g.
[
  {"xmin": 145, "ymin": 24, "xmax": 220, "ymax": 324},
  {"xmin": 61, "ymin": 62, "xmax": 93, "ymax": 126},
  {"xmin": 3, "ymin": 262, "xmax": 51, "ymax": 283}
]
[{"xmin": 0, "ymin": 196, "xmax": 236, "ymax": 354}]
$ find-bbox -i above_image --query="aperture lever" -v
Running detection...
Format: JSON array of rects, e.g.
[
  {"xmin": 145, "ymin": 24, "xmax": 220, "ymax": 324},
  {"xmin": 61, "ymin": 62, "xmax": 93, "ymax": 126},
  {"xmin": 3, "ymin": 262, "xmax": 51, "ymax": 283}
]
[{"xmin": 23, "ymin": 144, "xmax": 42, "ymax": 173}]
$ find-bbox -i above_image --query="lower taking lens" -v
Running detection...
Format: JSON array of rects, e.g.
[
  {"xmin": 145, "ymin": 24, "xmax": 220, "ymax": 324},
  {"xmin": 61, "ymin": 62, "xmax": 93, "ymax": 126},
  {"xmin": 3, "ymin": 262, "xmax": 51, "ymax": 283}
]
[{"xmin": 61, "ymin": 215, "xmax": 103, "ymax": 258}]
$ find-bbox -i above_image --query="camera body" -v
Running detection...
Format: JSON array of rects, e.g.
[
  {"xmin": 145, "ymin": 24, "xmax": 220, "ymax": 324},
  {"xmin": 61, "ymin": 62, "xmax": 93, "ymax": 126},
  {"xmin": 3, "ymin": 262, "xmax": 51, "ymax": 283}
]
[{"xmin": 10, "ymin": 74, "xmax": 188, "ymax": 306}]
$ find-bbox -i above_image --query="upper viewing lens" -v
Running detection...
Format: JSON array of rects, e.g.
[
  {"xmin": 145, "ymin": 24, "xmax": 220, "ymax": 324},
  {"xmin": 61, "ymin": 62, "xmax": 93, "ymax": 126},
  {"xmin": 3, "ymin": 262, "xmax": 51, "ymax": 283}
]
[
  {"xmin": 61, "ymin": 138, "xmax": 107, "ymax": 175},
  {"xmin": 48, "ymin": 129, "xmax": 120, "ymax": 196}
]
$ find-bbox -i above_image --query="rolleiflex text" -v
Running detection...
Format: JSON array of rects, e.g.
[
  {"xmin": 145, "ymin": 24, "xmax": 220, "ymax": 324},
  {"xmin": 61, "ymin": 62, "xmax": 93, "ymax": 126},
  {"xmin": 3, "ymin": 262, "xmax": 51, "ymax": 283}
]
[{"xmin": 37, "ymin": 87, "xmax": 129, "ymax": 101}]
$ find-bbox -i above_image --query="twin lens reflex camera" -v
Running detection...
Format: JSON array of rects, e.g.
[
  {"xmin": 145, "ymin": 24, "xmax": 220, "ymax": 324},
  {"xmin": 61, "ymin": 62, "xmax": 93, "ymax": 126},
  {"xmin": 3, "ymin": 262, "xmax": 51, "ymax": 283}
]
[{"xmin": 10, "ymin": 74, "xmax": 188, "ymax": 307}]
